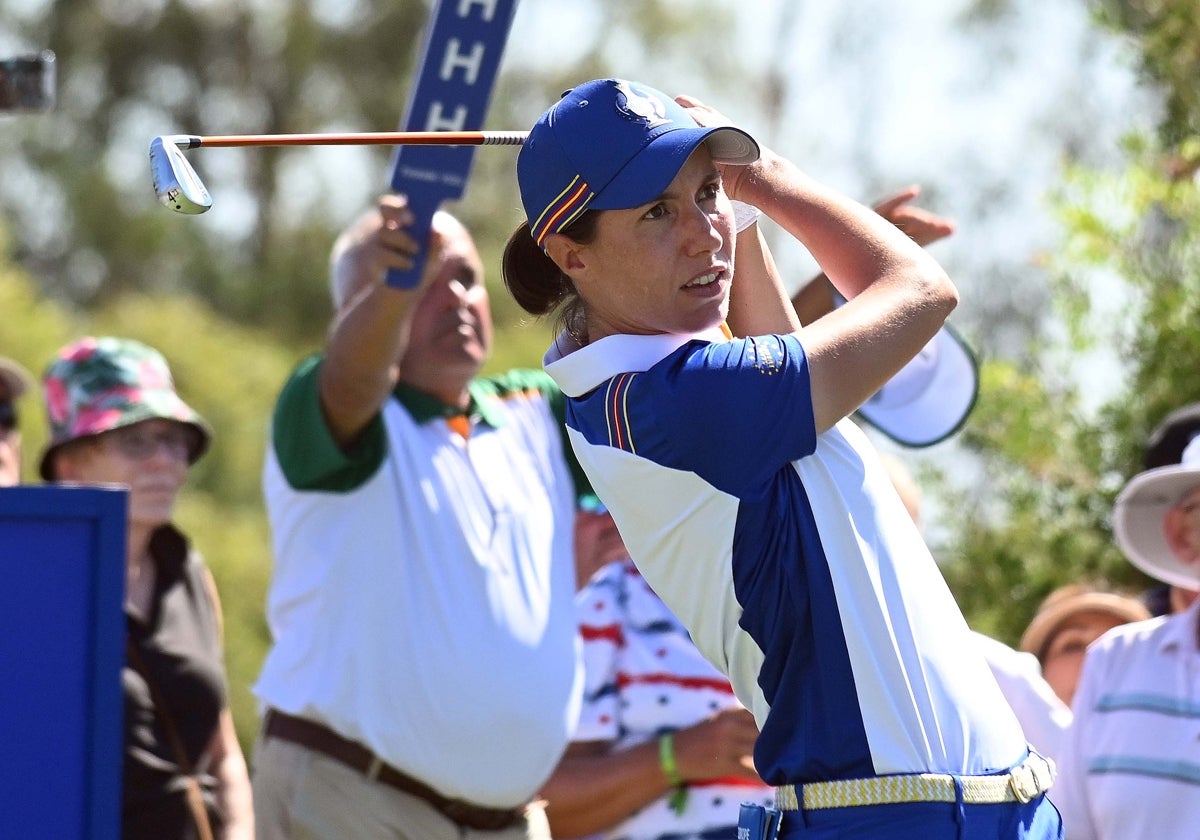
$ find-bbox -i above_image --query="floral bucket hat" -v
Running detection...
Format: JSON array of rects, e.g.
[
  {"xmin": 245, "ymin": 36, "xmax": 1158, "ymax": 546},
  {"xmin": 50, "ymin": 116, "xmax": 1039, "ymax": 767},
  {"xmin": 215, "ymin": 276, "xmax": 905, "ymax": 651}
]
[{"xmin": 39, "ymin": 336, "xmax": 211, "ymax": 479}]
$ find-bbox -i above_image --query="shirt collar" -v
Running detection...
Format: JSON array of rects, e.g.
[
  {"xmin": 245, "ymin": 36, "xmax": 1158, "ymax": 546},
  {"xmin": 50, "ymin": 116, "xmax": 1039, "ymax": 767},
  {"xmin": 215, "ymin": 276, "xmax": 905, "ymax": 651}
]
[
  {"xmin": 393, "ymin": 380, "xmax": 506, "ymax": 430},
  {"xmin": 126, "ymin": 524, "xmax": 191, "ymax": 629},
  {"xmin": 1158, "ymin": 594, "xmax": 1200, "ymax": 654},
  {"xmin": 544, "ymin": 325, "xmax": 731, "ymax": 398}
]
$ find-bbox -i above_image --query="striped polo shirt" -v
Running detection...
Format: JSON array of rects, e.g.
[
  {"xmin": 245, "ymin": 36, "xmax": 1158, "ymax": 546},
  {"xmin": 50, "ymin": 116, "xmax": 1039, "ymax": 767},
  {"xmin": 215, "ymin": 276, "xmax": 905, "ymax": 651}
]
[
  {"xmin": 256, "ymin": 355, "xmax": 583, "ymax": 806},
  {"xmin": 545, "ymin": 327, "xmax": 1028, "ymax": 787},
  {"xmin": 1053, "ymin": 597, "xmax": 1200, "ymax": 838}
]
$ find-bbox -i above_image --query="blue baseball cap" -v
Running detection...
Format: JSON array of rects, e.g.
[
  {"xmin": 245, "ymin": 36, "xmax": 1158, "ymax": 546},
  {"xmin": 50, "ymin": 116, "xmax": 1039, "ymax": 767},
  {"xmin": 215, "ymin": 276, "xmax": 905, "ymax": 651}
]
[{"xmin": 518, "ymin": 78, "xmax": 760, "ymax": 248}]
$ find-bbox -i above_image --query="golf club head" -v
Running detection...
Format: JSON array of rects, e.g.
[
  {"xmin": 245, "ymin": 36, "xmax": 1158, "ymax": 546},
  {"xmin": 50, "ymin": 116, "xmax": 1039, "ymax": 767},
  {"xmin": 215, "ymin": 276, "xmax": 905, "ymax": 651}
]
[{"xmin": 150, "ymin": 135, "xmax": 211, "ymax": 214}]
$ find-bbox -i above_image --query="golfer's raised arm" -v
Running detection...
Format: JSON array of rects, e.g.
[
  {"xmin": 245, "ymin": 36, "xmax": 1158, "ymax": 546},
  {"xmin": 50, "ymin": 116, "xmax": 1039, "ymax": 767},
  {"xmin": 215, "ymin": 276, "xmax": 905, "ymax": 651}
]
[{"xmin": 732, "ymin": 152, "xmax": 958, "ymax": 435}]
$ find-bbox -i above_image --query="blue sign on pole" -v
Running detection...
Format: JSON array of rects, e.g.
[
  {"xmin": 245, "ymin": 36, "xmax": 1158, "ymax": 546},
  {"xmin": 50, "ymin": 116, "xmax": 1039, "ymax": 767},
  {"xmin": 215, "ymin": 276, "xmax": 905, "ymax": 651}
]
[
  {"xmin": 0, "ymin": 486, "xmax": 127, "ymax": 840},
  {"xmin": 386, "ymin": 0, "xmax": 520, "ymax": 288}
]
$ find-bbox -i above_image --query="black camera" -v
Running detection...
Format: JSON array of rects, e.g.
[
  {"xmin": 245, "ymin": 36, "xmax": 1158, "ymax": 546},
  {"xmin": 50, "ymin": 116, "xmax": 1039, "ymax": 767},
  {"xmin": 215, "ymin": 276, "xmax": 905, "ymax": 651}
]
[{"xmin": 0, "ymin": 50, "xmax": 56, "ymax": 112}]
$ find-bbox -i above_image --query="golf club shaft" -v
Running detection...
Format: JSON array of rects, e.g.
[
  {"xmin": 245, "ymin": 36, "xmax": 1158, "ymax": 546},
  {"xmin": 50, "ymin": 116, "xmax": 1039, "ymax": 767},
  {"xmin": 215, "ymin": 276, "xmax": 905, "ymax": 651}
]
[{"xmin": 172, "ymin": 131, "xmax": 528, "ymax": 149}]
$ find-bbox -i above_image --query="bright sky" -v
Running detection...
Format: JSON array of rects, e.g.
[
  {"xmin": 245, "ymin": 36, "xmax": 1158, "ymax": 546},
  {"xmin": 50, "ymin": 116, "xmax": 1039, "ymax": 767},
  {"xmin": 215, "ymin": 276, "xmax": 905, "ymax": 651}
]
[{"xmin": 508, "ymin": 0, "xmax": 1153, "ymax": 344}]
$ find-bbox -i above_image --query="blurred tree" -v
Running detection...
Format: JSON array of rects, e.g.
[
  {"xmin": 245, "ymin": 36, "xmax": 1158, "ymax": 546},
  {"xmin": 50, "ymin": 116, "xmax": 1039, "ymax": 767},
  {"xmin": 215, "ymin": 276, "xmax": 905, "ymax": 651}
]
[
  {"xmin": 1, "ymin": 0, "xmax": 736, "ymax": 345},
  {"xmin": 1093, "ymin": 0, "xmax": 1200, "ymax": 146},
  {"xmin": 2, "ymin": 0, "xmax": 428, "ymax": 338},
  {"xmin": 0, "ymin": 0, "xmax": 736, "ymax": 751},
  {"xmin": 1, "ymin": 252, "xmax": 299, "ymax": 746},
  {"xmin": 937, "ymin": 0, "xmax": 1200, "ymax": 643}
]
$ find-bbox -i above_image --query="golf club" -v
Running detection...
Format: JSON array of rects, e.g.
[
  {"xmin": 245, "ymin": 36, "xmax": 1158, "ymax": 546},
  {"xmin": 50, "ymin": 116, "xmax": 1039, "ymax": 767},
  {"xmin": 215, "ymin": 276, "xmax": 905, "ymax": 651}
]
[{"xmin": 149, "ymin": 130, "xmax": 529, "ymax": 214}]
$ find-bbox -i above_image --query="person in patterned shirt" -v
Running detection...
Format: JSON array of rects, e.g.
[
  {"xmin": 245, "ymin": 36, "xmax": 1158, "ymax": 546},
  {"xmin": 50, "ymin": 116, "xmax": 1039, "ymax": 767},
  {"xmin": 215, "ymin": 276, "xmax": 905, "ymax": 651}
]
[{"xmin": 542, "ymin": 495, "xmax": 773, "ymax": 839}]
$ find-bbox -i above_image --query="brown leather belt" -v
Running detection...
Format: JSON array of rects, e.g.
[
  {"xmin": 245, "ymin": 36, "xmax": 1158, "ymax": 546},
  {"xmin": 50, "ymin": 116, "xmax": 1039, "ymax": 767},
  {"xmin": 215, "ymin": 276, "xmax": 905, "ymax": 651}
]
[{"xmin": 263, "ymin": 709, "xmax": 524, "ymax": 832}]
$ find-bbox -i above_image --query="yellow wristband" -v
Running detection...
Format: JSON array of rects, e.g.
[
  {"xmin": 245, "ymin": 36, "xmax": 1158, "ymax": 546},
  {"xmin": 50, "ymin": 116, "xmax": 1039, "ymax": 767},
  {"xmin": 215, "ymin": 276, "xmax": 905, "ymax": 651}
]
[{"xmin": 658, "ymin": 733, "xmax": 684, "ymax": 787}]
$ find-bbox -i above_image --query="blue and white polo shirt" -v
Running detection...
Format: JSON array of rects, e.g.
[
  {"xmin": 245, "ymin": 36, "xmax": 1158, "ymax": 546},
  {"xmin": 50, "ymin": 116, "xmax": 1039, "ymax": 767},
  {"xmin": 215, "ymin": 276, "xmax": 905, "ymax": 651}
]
[{"xmin": 545, "ymin": 327, "xmax": 1028, "ymax": 787}]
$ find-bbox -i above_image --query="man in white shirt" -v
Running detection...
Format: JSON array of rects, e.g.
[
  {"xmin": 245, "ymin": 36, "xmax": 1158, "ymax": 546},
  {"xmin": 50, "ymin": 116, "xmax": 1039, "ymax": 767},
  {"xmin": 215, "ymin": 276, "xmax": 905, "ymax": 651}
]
[
  {"xmin": 1053, "ymin": 437, "xmax": 1200, "ymax": 838},
  {"xmin": 252, "ymin": 196, "xmax": 584, "ymax": 840}
]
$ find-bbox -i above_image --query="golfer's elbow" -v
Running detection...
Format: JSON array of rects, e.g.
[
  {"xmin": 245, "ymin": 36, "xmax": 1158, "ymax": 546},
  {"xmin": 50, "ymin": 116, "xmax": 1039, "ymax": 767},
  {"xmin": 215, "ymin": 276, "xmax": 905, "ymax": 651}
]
[{"xmin": 910, "ymin": 254, "xmax": 958, "ymax": 322}]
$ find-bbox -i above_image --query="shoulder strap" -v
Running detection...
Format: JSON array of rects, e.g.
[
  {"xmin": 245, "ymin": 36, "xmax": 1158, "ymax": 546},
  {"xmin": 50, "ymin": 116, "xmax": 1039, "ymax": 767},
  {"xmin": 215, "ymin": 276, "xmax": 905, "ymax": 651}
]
[{"xmin": 126, "ymin": 638, "xmax": 216, "ymax": 840}]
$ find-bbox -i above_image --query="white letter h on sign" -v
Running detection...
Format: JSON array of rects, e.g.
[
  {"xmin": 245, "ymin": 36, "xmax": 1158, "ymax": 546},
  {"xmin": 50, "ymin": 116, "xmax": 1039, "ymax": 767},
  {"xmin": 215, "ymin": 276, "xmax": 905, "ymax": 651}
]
[{"xmin": 440, "ymin": 37, "xmax": 484, "ymax": 84}]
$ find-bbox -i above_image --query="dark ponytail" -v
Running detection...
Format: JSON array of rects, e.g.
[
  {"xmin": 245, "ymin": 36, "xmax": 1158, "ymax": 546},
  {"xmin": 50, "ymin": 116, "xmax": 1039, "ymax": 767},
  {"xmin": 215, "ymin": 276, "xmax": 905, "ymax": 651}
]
[
  {"xmin": 502, "ymin": 222, "xmax": 570, "ymax": 316},
  {"xmin": 502, "ymin": 212, "xmax": 599, "ymax": 340}
]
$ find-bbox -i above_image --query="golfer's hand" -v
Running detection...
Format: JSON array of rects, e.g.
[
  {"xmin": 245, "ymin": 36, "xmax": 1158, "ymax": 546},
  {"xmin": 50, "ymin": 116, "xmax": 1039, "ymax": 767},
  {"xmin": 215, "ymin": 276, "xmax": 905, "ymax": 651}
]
[{"xmin": 673, "ymin": 94, "xmax": 760, "ymax": 203}]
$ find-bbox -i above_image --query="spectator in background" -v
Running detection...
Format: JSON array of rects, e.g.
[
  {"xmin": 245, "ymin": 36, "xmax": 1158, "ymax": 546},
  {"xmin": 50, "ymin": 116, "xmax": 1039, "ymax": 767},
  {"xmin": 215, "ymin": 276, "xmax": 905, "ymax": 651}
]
[
  {"xmin": 541, "ymin": 494, "xmax": 773, "ymax": 840},
  {"xmin": 39, "ymin": 337, "xmax": 253, "ymax": 840},
  {"xmin": 0, "ymin": 355, "xmax": 33, "ymax": 486},
  {"xmin": 252, "ymin": 196, "xmax": 584, "ymax": 840},
  {"xmin": 1017, "ymin": 584, "xmax": 1149, "ymax": 707},
  {"xmin": 1139, "ymin": 402, "xmax": 1200, "ymax": 616},
  {"xmin": 1053, "ymin": 437, "xmax": 1200, "ymax": 838},
  {"xmin": 573, "ymin": 492, "xmax": 631, "ymax": 591}
]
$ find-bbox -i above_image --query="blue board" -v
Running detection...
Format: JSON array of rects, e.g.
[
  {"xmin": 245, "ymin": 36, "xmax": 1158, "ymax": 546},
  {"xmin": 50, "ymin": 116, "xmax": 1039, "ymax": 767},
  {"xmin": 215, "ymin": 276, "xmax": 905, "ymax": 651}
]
[
  {"xmin": 0, "ymin": 485, "xmax": 127, "ymax": 840},
  {"xmin": 386, "ymin": 0, "xmax": 520, "ymax": 288}
]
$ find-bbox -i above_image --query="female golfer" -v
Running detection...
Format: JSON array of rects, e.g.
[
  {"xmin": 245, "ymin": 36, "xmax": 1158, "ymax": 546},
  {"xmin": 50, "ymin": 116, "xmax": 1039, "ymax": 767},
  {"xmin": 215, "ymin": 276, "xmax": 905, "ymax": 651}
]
[{"xmin": 503, "ymin": 78, "xmax": 1061, "ymax": 839}]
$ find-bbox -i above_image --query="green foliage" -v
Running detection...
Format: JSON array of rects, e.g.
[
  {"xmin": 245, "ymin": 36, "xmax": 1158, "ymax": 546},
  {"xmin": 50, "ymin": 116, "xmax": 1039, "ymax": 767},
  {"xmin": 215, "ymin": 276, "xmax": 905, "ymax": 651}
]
[
  {"xmin": 2, "ymin": 256, "xmax": 294, "ymax": 746},
  {"xmin": 938, "ymin": 358, "xmax": 1144, "ymax": 644},
  {"xmin": 1092, "ymin": 0, "xmax": 1200, "ymax": 143},
  {"xmin": 0, "ymin": 233, "xmax": 80, "ymax": 468},
  {"xmin": 939, "ymin": 0, "xmax": 1200, "ymax": 642},
  {"xmin": 4, "ymin": 0, "xmax": 430, "ymax": 340},
  {"xmin": 6, "ymin": 0, "xmax": 1199, "ymax": 753},
  {"xmin": 2, "ymin": 0, "xmax": 739, "ymax": 348}
]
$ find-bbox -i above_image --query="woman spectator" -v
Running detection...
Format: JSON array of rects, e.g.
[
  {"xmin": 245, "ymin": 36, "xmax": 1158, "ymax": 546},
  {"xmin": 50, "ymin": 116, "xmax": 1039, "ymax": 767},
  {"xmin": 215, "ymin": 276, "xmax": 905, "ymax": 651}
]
[
  {"xmin": 40, "ymin": 336, "xmax": 253, "ymax": 840},
  {"xmin": 1018, "ymin": 584, "xmax": 1149, "ymax": 707}
]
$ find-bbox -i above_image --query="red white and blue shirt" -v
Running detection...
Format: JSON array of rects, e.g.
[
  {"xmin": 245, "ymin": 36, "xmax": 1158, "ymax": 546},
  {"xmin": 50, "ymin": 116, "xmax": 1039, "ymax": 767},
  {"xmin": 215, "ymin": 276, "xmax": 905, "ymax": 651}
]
[
  {"xmin": 545, "ymin": 327, "xmax": 1028, "ymax": 787},
  {"xmin": 576, "ymin": 558, "xmax": 774, "ymax": 840}
]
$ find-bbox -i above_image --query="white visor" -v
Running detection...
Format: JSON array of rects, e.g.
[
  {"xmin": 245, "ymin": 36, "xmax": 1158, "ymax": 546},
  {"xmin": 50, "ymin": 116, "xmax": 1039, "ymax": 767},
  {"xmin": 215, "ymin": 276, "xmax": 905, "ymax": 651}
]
[{"xmin": 856, "ymin": 323, "xmax": 978, "ymax": 448}]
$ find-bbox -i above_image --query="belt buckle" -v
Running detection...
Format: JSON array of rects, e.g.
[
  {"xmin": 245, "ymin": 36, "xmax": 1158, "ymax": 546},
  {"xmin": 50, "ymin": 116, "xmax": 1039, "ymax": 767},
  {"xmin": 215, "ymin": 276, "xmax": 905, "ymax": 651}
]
[
  {"xmin": 1029, "ymin": 754, "xmax": 1056, "ymax": 792},
  {"xmin": 1008, "ymin": 762, "xmax": 1039, "ymax": 803}
]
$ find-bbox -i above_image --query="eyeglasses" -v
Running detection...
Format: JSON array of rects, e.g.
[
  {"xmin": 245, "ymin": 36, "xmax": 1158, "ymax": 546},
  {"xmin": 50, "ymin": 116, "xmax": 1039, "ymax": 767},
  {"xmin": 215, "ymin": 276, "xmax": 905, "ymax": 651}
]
[
  {"xmin": 99, "ymin": 424, "xmax": 192, "ymax": 462},
  {"xmin": 0, "ymin": 401, "xmax": 16, "ymax": 432}
]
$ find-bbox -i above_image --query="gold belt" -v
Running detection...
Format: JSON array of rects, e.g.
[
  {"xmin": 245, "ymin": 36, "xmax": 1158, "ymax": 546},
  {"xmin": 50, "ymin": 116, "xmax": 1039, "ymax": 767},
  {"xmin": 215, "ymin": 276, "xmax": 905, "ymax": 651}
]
[{"xmin": 775, "ymin": 753, "xmax": 1055, "ymax": 811}]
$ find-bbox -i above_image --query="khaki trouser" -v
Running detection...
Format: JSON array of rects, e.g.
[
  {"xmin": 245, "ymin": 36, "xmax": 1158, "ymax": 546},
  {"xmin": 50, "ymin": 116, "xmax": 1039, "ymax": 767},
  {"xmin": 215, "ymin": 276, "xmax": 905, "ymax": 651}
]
[{"xmin": 252, "ymin": 736, "xmax": 551, "ymax": 840}]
